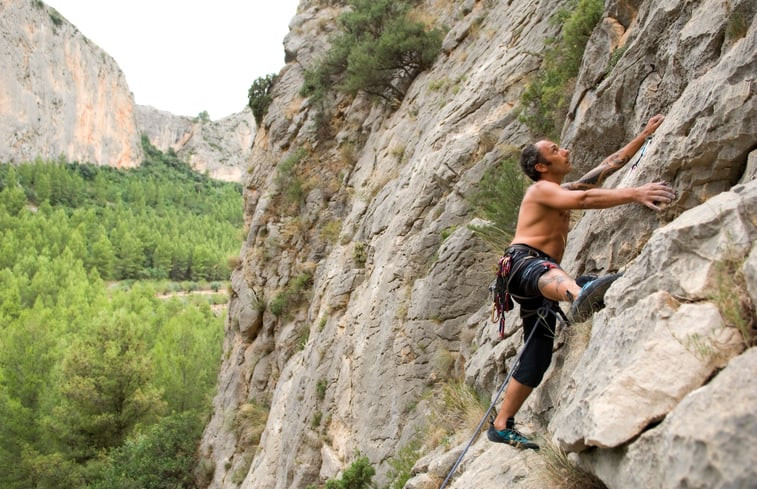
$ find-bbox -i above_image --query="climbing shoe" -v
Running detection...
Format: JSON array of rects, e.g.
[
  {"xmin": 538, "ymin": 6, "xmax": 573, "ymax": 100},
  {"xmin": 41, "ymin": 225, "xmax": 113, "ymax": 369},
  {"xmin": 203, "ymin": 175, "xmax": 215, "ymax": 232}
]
[
  {"xmin": 569, "ymin": 273, "xmax": 623, "ymax": 323},
  {"xmin": 487, "ymin": 423, "xmax": 540, "ymax": 450}
]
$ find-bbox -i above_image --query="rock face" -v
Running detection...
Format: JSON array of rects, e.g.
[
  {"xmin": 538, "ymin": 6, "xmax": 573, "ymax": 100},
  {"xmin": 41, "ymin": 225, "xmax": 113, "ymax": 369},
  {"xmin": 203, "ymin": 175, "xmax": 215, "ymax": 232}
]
[
  {"xmin": 0, "ymin": 0, "xmax": 142, "ymax": 168},
  {"xmin": 196, "ymin": 0, "xmax": 756, "ymax": 488},
  {"xmin": 135, "ymin": 106, "xmax": 255, "ymax": 182},
  {"xmin": 0, "ymin": 0, "xmax": 252, "ymax": 182}
]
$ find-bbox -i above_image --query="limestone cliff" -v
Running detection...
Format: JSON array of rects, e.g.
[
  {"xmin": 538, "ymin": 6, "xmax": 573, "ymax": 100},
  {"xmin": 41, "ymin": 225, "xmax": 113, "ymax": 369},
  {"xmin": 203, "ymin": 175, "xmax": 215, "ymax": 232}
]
[
  {"xmin": 0, "ymin": 0, "xmax": 253, "ymax": 182},
  {"xmin": 198, "ymin": 1, "xmax": 756, "ymax": 488},
  {"xmin": 0, "ymin": 0, "xmax": 142, "ymax": 168},
  {"xmin": 135, "ymin": 105, "xmax": 255, "ymax": 182}
]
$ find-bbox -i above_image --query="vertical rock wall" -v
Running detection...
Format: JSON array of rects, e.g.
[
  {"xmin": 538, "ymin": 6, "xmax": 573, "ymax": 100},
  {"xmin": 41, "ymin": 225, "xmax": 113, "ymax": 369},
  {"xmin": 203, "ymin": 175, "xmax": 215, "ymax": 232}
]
[{"xmin": 198, "ymin": 0, "xmax": 756, "ymax": 488}]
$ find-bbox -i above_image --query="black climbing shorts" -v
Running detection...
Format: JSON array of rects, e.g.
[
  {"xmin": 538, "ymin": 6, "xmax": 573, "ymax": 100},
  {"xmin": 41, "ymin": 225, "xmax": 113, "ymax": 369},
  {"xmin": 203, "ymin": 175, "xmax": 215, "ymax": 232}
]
[{"xmin": 503, "ymin": 244, "xmax": 561, "ymax": 388}]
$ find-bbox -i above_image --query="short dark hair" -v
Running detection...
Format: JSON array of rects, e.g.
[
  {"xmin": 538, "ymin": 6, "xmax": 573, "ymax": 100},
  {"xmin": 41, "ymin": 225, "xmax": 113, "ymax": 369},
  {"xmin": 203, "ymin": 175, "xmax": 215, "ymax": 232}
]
[{"xmin": 520, "ymin": 144, "xmax": 543, "ymax": 181}]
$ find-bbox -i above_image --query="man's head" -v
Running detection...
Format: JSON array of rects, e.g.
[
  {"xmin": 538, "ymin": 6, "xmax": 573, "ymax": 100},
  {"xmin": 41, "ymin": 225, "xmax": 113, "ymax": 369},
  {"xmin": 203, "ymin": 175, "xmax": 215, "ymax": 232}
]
[
  {"xmin": 520, "ymin": 140, "xmax": 570, "ymax": 181},
  {"xmin": 520, "ymin": 143, "xmax": 545, "ymax": 181}
]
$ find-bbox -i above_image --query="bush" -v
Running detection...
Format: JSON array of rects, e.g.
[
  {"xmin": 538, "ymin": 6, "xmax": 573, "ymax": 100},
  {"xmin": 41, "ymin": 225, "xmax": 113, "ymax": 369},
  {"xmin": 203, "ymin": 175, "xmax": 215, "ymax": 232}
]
[
  {"xmin": 301, "ymin": 0, "xmax": 442, "ymax": 104},
  {"xmin": 248, "ymin": 74, "xmax": 277, "ymax": 125},
  {"xmin": 466, "ymin": 154, "xmax": 527, "ymax": 251},
  {"xmin": 269, "ymin": 272, "xmax": 314, "ymax": 318},
  {"xmin": 92, "ymin": 412, "xmax": 203, "ymax": 489},
  {"xmin": 275, "ymin": 148, "xmax": 309, "ymax": 210},
  {"xmin": 518, "ymin": 0, "xmax": 604, "ymax": 140},
  {"xmin": 324, "ymin": 456, "xmax": 375, "ymax": 489},
  {"xmin": 385, "ymin": 438, "xmax": 422, "ymax": 489}
]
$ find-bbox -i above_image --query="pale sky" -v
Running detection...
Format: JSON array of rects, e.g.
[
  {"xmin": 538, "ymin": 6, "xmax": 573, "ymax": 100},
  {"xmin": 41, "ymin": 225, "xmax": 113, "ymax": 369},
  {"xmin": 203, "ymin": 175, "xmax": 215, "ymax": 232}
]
[{"xmin": 45, "ymin": 0, "xmax": 301, "ymax": 120}]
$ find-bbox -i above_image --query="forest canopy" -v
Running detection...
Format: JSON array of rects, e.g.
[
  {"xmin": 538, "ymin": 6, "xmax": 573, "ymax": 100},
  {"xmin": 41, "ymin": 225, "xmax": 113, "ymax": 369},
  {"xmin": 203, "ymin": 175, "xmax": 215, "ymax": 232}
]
[{"xmin": 0, "ymin": 140, "xmax": 240, "ymax": 488}]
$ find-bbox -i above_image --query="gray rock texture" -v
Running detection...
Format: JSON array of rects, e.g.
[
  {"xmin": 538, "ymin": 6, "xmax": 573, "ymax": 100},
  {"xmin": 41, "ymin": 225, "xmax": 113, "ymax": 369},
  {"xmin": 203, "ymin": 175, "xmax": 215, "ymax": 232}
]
[{"xmin": 185, "ymin": 0, "xmax": 757, "ymax": 488}]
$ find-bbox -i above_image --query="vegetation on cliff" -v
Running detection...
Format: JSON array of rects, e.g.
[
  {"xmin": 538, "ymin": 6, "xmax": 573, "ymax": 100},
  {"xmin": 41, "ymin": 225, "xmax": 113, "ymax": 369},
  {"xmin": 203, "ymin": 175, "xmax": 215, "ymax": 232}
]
[
  {"xmin": 518, "ymin": 0, "xmax": 605, "ymax": 140},
  {"xmin": 300, "ymin": 0, "xmax": 443, "ymax": 104}
]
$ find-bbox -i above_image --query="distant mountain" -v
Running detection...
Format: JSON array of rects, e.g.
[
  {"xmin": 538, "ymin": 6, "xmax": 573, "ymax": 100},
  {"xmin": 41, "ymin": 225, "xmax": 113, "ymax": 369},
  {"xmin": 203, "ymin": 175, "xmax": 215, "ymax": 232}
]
[{"xmin": 0, "ymin": 0, "xmax": 255, "ymax": 181}]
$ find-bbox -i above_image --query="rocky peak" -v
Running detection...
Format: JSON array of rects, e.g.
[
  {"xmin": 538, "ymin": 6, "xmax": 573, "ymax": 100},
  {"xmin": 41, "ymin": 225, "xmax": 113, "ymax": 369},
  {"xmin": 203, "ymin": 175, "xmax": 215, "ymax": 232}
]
[{"xmin": 135, "ymin": 105, "xmax": 255, "ymax": 182}]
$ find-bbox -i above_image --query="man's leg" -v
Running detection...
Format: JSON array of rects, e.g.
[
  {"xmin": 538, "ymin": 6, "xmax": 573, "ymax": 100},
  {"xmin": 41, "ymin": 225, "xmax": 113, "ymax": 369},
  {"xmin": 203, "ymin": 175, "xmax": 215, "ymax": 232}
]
[
  {"xmin": 537, "ymin": 268, "xmax": 581, "ymax": 302},
  {"xmin": 492, "ymin": 378, "xmax": 532, "ymax": 431}
]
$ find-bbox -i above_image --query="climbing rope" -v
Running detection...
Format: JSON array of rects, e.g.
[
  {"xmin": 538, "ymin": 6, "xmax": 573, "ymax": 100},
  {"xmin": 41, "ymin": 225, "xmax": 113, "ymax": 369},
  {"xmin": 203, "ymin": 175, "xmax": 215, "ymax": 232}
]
[
  {"xmin": 630, "ymin": 135, "xmax": 653, "ymax": 171},
  {"xmin": 438, "ymin": 305, "xmax": 567, "ymax": 489}
]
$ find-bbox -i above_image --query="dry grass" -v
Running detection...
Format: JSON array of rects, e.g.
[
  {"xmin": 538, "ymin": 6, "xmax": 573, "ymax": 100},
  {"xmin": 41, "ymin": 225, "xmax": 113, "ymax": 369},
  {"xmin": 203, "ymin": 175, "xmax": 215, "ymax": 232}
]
[
  {"xmin": 426, "ymin": 381, "xmax": 487, "ymax": 448},
  {"xmin": 710, "ymin": 254, "xmax": 756, "ymax": 348},
  {"xmin": 533, "ymin": 439, "xmax": 607, "ymax": 489},
  {"xmin": 234, "ymin": 401, "xmax": 269, "ymax": 449}
]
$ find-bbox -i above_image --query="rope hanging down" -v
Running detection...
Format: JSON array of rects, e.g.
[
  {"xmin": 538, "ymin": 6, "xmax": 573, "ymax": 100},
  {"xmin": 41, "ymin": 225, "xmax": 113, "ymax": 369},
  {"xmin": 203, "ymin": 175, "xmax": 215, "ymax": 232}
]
[{"xmin": 438, "ymin": 305, "xmax": 566, "ymax": 489}]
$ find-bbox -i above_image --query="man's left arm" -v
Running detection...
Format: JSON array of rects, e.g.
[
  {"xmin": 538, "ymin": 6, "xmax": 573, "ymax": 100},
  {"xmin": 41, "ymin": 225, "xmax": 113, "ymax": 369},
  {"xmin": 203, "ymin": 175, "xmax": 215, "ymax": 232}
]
[{"xmin": 563, "ymin": 114, "xmax": 665, "ymax": 191}]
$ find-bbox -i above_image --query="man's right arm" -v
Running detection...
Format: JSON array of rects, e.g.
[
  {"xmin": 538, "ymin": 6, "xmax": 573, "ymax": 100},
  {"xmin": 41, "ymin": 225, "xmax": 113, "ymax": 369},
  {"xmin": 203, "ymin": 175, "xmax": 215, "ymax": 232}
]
[
  {"xmin": 564, "ymin": 114, "xmax": 665, "ymax": 191},
  {"xmin": 535, "ymin": 180, "xmax": 675, "ymax": 211}
]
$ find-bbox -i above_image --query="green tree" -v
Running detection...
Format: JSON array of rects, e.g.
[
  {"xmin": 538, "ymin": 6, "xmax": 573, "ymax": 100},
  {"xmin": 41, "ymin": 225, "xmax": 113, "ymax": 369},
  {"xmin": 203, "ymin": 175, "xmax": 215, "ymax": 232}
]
[
  {"xmin": 248, "ymin": 73, "xmax": 277, "ymax": 125},
  {"xmin": 115, "ymin": 232, "xmax": 145, "ymax": 279},
  {"xmin": 0, "ymin": 181, "xmax": 27, "ymax": 216},
  {"xmin": 89, "ymin": 233, "xmax": 117, "ymax": 279},
  {"xmin": 45, "ymin": 311, "xmax": 164, "ymax": 463},
  {"xmin": 301, "ymin": 0, "xmax": 442, "ymax": 104},
  {"xmin": 518, "ymin": 0, "xmax": 604, "ymax": 139},
  {"xmin": 152, "ymin": 305, "xmax": 223, "ymax": 412},
  {"xmin": 91, "ymin": 412, "xmax": 202, "ymax": 489},
  {"xmin": 0, "ymin": 309, "xmax": 60, "ymax": 489}
]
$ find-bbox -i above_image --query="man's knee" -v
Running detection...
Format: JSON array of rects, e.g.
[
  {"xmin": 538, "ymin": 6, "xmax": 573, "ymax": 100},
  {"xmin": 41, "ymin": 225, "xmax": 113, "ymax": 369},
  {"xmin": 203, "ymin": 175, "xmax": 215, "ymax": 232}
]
[
  {"xmin": 512, "ymin": 335, "xmax": 553, "ymax": 388},
  {"xmin": 513, "ymin": 360, "xmax": 550, "ymax": 388}
]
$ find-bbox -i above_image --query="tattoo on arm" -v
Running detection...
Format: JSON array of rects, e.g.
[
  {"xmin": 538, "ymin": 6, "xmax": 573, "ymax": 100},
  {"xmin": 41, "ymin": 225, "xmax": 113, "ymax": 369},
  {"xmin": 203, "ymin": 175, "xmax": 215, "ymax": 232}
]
[{"xmin": 564, "ymin": 152, "xmax": 630, "ymax": 190}]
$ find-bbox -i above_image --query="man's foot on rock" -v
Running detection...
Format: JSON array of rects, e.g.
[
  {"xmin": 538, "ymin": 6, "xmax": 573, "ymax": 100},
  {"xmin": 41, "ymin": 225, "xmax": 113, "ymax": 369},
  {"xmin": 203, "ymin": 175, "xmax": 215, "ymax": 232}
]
[
  {"xmin": 487, "ymin": 423, "xmax": 539, "ymax": 450},
  {"xmin": 569, "ymin": 273, "xmax": 623, "ymax": 323}
]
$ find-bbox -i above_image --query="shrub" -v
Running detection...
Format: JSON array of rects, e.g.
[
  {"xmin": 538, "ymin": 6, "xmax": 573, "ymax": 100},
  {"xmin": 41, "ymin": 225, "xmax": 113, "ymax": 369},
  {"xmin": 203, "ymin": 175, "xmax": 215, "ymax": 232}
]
[
  {"xmin": 91, "ymin": 412, "xmax": 203, "ymax": 489},
  {"xmin": 324, "ymin": 455, "xmax": 375, "ymax": 489},
  {"xmin": 301, "ymin": 0, "xmax": 443, "ymax": 104},
  {"xmin": 269, "ymin": 272, "xmax": 314, "ymax": 318},
  {"xmin": 275, "ymin": 148, "xmax": 309, "ymax": 210},
  {"xmin": 353, "ymin": 242, "xmax": 368, "ymax": 268},
  {"xmin": 248, "ymin": 74, "xmax": 278, "ymax": 125},
  {"xmin": 316, "ymin": 379, "xmax": 328, "ymax": 400},
  {"xmin": 518, "ymin": 0, "xmax": 604, "ymax": 140},
  {"xmin": 385, "ymin": 438, "xmax": 422, "ymax": 489},
  {"xmin": 466, "ymin": 154, "xmax": 527, "ymax": 251}
]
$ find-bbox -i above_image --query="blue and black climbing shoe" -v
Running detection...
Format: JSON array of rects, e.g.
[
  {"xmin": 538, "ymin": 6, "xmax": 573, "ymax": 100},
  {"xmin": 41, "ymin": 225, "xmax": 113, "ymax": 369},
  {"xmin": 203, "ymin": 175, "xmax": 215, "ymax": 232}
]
[
  {"xmin": 569, "ymin": 273, "xmax": 623, "ymax": 323},
  {"xmin": 487, "ymin": 423, "xmax": 540, "ymax": 450}
]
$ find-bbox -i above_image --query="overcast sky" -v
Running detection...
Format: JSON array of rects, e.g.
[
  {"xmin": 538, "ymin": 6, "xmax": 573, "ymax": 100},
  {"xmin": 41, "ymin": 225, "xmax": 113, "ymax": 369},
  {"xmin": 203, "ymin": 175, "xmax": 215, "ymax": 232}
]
[{"xmin": 45, "ymin": 0, "xmax": 300, "ymax": 120}]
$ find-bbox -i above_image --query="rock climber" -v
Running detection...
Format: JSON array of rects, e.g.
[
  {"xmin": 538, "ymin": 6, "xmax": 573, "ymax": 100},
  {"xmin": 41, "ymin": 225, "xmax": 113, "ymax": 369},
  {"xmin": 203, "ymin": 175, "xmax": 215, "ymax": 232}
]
[{"xmin": 487, "ymin": 114, "xmax": 675, "ymax": 449}]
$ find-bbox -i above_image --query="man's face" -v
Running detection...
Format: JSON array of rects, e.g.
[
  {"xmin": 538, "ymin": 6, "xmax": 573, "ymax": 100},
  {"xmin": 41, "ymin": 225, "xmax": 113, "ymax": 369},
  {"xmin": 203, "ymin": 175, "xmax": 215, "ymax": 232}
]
[{"xmin": 535, "ymin": 140, "xmax": 571, "ymax": 175}]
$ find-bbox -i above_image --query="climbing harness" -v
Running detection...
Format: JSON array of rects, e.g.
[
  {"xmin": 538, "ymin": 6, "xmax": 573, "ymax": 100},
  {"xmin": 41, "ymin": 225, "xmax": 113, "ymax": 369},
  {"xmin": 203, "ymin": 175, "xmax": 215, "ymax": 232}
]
[
  {"xmin": 630, "ymin": 135, "xmax": 653, "ymax": 170},
  {"xmin": 439, "ymin": 301, "xmax": 567, "ymax": 489}
]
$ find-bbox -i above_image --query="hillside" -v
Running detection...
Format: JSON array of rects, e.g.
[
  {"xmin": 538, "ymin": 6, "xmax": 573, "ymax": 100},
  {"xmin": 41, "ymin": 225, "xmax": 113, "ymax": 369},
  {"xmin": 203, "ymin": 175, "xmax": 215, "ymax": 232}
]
[{"xmin": 197, "ymin": 1, "xmax": 756, "ymax": 489}]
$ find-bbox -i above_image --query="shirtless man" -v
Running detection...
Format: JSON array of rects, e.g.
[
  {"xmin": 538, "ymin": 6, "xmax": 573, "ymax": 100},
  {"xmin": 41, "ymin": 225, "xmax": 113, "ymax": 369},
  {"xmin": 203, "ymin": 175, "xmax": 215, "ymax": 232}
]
[{"xmin": 487, "ymin": 114, "xmax": 675, "ymax": 449}]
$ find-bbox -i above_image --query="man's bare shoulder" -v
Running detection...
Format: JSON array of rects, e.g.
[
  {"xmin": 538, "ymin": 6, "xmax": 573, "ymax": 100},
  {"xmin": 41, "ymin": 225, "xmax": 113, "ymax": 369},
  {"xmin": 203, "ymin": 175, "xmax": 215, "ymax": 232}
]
[{"xmin": 523, "ymin": 180, "xmax": 562, "ymax": 200}]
